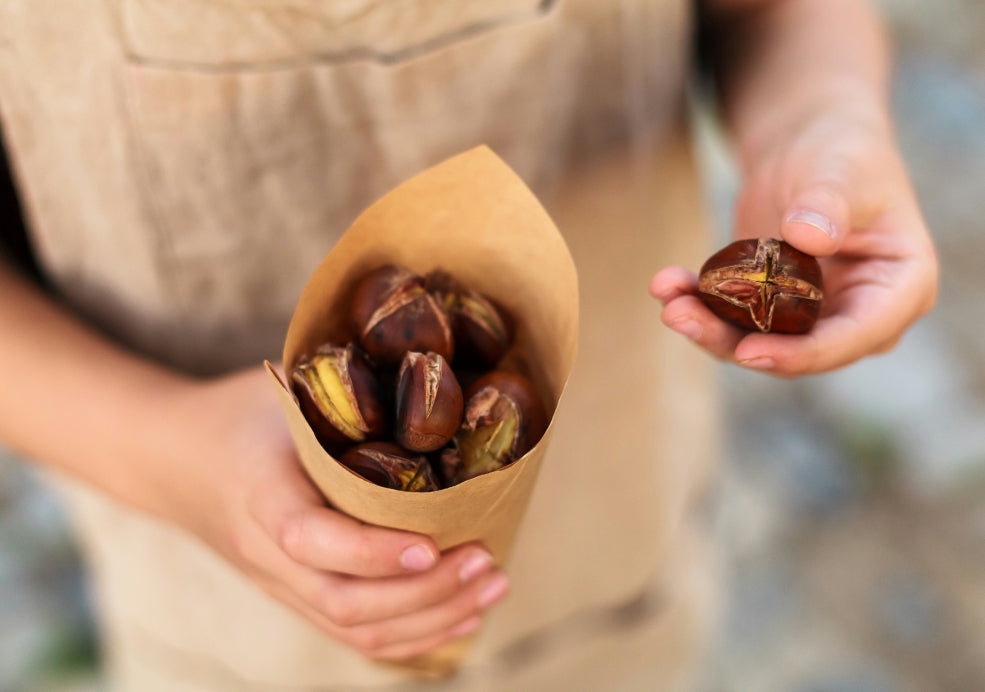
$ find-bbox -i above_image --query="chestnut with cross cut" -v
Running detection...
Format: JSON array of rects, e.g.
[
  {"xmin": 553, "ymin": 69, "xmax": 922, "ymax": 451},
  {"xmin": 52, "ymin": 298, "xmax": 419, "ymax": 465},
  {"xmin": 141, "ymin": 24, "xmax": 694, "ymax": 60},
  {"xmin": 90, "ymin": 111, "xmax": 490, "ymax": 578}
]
[
  {"xmin": 697, "ymin": 238, "xmax": 823, "ymax": 334},
  {"xmin": 394, "ymin": 351, "xmax": 464, "ymax": 453},
  {"xmin": 290, "ymin": 343, "xmax": 387, "ymax": 447},
  {"xmin": 440, "ymin": 371, "xmax": 547, "ymax": 485},
  {"xmin": 425, "ymin": 270, "xmax": 514, "ymax": 370},
  {"xmin": 350, "ymin": 264, "xmax": 454, "ymax": 367}
]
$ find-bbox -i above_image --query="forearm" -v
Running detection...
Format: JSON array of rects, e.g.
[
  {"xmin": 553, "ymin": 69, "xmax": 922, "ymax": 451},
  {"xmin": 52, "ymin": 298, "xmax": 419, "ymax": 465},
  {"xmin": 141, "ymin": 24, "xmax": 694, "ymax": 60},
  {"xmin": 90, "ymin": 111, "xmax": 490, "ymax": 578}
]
[
  {"xmin": 0, "ymin": 262, "xmax": 194, "ymax": 513},
  {"xmin": 704, "ymin": 0, "xmax": 892, "ymax": 169}
]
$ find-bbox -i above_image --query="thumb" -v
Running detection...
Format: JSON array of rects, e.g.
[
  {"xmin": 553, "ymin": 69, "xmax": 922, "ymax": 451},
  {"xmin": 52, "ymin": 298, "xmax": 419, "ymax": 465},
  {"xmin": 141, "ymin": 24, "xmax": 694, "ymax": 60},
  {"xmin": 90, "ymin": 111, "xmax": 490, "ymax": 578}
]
[{"xmin": 780, "ymin": 176, "xmax": 853, "ymax": 258}]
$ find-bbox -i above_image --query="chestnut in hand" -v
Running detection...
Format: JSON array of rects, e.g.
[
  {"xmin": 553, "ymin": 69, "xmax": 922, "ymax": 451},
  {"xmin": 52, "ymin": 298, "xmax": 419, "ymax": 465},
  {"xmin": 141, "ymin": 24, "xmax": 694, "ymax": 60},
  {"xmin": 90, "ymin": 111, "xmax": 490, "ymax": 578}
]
[
  {"xmin": 697, "ymin": 238, "xmax": 823, "ymax": 334},
  {"xmin": 394, "ymin": 351, "xmax": 463, "ymax": 452},
  {"xmin": 290, "ymin": 343, "xmax": 386, "ymax": 445},
  {"xmin": 426, "ymin": 270, "xmax": 513, "ymax": 369},
  {"xmin": 443, "ymin": 371, "xmax": 547, "ymax": 485},
  {"xmin": 340, "ymin": 442, "xmax": 438, "ymax": 492},
  {"xmin": 350, "ymin": 264, "xmax": 454, "ymax": 367}
]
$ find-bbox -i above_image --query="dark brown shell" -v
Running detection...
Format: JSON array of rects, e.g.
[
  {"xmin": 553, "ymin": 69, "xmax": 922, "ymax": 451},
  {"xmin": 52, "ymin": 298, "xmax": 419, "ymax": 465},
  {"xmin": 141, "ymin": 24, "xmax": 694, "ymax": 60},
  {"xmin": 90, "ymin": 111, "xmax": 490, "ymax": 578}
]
[
  {"xmin": 350, "ymin": 264, "xmax": 454, "ymax": 366},
  {"xmin": 698, "ymin": 238, "xmax": 823, "ymax": 334},
  {"xmin": 394, "ymin": 352, "xmax": 464, "ymax": 452},
  {"xmin": 339, "ymin": 442, "xmax": 438, "ymax": 492}
]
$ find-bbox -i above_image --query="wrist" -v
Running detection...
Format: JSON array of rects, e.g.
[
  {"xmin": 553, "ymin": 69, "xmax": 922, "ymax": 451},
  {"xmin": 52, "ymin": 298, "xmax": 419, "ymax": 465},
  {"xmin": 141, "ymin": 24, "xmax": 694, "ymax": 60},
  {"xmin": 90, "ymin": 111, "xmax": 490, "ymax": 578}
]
[
  {"xmin": 89, "ymin": 365, "xmax": 204, "ymax": 519},
  {"xmin": 135, "ymin": 367, "xmax": 291, "ymax": 540}
]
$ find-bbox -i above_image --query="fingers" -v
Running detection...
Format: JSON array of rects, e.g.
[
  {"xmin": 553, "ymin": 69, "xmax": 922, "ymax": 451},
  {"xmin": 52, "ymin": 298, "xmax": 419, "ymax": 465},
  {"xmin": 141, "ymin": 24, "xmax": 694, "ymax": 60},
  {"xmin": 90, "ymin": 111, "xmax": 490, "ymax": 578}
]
[
  {"xmin": 650, "ymin": 266, "xmax": 746, "ymax": 361},
  {"xmin": 653, "ymin": 273, "xmax": 917, "ymax": 377},
  {"xmin": 258, "ymin": 539, "xmax": 507, "ymax": 662},
  {"xmin": 364, "ymin": 616, "xmax": 483, "ymax": 662},
  {"xmin": 775, "ymin": 128, "xmax": 910, "ymax": 261},
  {"xmin": 249, "ymin": 470, "xmax": 440, "ymax": 578},
  {"xmin": 781, "ymin": 183, "xmax": 851, "ymax": 257},
  {"xmin": 279, "ymin": 506, "xmax": 439, "ymax": 577},
  {"xmin": 660, "ymin": 295, "xmax": 747, "ymax": 361},
  {"xmin": 732, "ymin": 110, "xmax": 898, "ymax": 262},
  {"xmin": 650, "ymin": 246, "xmax": 936, "ymax": 377},
  {"xmin": 733, "ymin": 200, "xmax": 938, "ymax": 377},
  {"xmin": 221, "ymin": 371, "xmax": 513, "ymax": 662},
  {"xmin": 648, "ymin": 265, "xmax": 698, "ymax": 304},
  {"xmin": 244, "ymin": 475, "xmax": 508, "ymax": 660},
  {"xmin": 270, "ymin": 575, "xmax": 489, "ymax": 663},
  {"xmin": 329, "ymin": 568, "xmax": 508, "ymax": 660},
  {"xmin": 733, "ymin": 259, "xmax": 936, "ymax": 377},
  {"xmin": 653, "ymin": 106, "xmax": 936, "ymax": 377},
  {"xmin": 297, "ymin": 543, "xmax": 497, "ymax": 627}
]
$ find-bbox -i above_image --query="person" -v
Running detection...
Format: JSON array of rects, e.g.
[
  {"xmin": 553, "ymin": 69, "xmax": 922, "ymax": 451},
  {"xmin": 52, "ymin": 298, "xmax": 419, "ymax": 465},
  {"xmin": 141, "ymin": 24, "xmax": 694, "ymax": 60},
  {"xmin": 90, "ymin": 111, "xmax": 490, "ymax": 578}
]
[{"xmin": 0, "ymin": 0, "xmax": 936, "ymax": 690}]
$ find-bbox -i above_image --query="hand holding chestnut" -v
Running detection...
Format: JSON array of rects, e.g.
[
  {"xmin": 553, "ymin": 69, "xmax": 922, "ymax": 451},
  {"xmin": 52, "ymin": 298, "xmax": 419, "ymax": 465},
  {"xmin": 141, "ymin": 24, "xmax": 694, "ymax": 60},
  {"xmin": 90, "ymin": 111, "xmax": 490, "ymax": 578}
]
[{"xmin": 651, "ymin": 88, "xmax": 938, "ymax": 378}]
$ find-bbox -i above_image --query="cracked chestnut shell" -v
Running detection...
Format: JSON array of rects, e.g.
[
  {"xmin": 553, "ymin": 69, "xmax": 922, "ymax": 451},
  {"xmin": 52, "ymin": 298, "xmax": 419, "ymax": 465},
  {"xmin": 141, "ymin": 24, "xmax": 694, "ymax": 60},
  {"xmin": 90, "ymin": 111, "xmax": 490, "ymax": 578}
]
[
  {"xmin": 426, "ymin": 270, "xmax": 513, "ymax": 369},
  {"xmin": 290, "ymin": 343, "xmax": 387, "ymax": 447},
  {"xmin": 394, "ymin": 351, "xmax": 464, "ymax": 453},
  {"xmin": 339, "ymin": 442, "xmax": 438, "ymax": 492},
  {"xmin": 698, "ymin": 238, "xmax": 823, "ymax": 334},
  {"xmin": 442, "ymin": 371, "xmax": 547, "ymax": 485},
  {"xmin": 350, "ymin": 264, "xmax": 454, "ymax": 367}
]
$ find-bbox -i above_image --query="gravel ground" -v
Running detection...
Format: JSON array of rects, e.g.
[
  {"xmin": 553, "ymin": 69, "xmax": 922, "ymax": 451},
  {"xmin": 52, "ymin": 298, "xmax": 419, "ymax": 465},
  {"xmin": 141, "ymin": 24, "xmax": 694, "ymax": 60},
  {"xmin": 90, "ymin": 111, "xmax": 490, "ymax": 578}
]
[{"xmin": 1, "ymin": 2, "xmax": 983, "ymax": 690}]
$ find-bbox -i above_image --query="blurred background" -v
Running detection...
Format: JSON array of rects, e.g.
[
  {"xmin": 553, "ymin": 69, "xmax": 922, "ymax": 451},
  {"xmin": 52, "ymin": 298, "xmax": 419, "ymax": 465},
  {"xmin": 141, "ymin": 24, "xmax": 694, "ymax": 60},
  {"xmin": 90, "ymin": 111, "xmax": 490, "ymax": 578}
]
[
  {"xmin": 699, "ymin": 0, "xmax": 985, "ymax": 690},
  {"xmin": 1, "ymin": 1, "xmax": 983, "ymax": 690}
]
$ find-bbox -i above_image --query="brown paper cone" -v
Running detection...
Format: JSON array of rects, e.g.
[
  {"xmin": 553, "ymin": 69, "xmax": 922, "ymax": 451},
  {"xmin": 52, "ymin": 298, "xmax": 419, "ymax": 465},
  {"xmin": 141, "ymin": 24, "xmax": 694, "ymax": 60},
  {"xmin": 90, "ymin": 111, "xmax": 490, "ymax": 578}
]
[{"xmin": 266, "ymin": 146, "xmax": 578, "ymax": 675}]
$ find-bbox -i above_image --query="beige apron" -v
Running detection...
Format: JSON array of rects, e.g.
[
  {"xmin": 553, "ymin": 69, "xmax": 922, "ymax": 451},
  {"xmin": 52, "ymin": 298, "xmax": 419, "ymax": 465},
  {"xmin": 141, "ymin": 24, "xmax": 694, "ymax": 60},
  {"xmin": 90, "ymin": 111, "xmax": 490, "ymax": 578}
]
[{"xmin": 0, "ymin": 1, "xmax": 720, "ymax": 689}]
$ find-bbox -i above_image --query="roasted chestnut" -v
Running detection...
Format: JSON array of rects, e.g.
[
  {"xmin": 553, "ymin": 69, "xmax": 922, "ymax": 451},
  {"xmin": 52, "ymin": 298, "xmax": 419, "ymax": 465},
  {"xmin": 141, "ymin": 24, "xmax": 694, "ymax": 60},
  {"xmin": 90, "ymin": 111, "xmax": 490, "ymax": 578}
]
[
  {"xmin": 443, "ymin": 370, "xmax": 547, "ymax": 484},
  {"xmin": 426, "ymin": 270, "xmax": 513, "ymax": 369},
  {"xmin": 394, "ymin": 351, "xmax": 464, "ymax": 453},
  {"xmin": 350, "ymin": 264, "xmax": 454, "ymax": 367},
  {"xmin": 697, "ymin": 238, "xmax": 823, "ymax": 333},
  {"xmin": 290, "ymin": 343, "xmax": 386, "ymax": 445},
  {"xmin": 339, "ymin": 442, "xmax": 438, "ymax": 492}
]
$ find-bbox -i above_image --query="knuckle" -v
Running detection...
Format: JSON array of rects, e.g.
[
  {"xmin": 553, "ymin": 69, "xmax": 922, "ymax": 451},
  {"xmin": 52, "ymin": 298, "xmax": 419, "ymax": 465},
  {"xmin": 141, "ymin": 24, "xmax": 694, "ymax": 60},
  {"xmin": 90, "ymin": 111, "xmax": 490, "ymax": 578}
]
[
  {"xmin": 279, "ymin": 511, "xmax": 307, "ymax": 559},
  {"xmin": 350, "ymin": 625, "xmax": 389, "ymax": 655},
  {"xmin": 350, "ymin": 529, "xmax": 387, "ymax": 574},
  {"xmin": 228, "ymin": 526, "xmax": 257, "ymax": 565},
  {"xmin": 322, "ymin": 591, "xmax": 361, "ymax": 628},
  {"xmin": 437, "ymin": 565, "xmax": 464, "ymax": 597}
]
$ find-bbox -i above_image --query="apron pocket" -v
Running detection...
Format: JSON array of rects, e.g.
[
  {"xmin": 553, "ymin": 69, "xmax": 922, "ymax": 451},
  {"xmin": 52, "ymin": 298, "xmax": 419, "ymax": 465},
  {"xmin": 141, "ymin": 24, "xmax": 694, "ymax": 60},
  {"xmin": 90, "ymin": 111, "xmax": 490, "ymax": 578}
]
[{"xmin": 117, "ymin": 0, "xmax": 551, "ymax": 68}]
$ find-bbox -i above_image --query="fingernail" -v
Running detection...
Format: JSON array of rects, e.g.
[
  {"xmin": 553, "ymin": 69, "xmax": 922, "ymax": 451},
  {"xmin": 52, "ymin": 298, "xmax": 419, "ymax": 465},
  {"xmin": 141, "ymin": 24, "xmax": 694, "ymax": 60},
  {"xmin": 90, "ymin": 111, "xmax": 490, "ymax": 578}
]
[
  {"xmin": 401, "ymin": 544, "xmax": 436, "ymax": 572},
  {"xmin": 669, "ymin": 318, "xmax": 703, "ymax": 341},
  {"xmin": 451, "ymin": 616, "xmax": 482, "ymax": 638},
  {"xmin": 478, "ymin": 574, "xmax": 510, "ymax": 609},
  {"xmin": 785, "ymin": 210, "xmax": 835, "ymax": 239},
  {"xmin": 740, "ymin": 357, "xmax": 775, "ymax": 370},
  {"xmin": 459, "ymin": 551, "xmax": 494, "ymax": 584}
]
